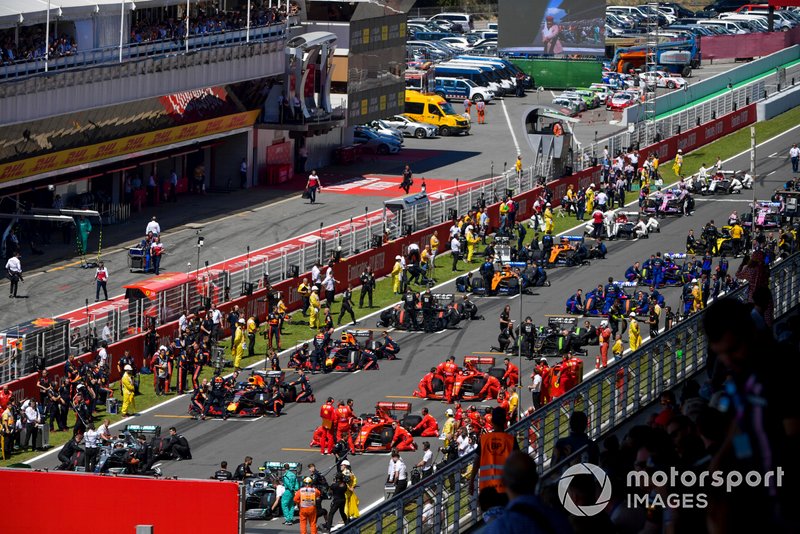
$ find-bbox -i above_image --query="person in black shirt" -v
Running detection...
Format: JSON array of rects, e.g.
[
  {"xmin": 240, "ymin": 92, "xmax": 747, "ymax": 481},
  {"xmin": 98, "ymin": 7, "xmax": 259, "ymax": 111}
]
[
  {"xmin": 648, "ymin": 298, "xmax": 660, "ymax": 338},
  {"xmin": 214, "ymin": 460, "xmax": 234, "ymax": 480},
  {"xmin": 165, "ymin": 426, "xmax": 192, "ymax": 460},
  {"xmin": 227, "ymin": 306, "xmax": 240, "ymax": 349},
  {"xmin": 403, "ymin": 289, "xmax": 420, "ymax": 330},
  {"xmin": 456, "ymin": 272, "xmax": 473, "ymax": 293},
  {"xmin": 58, "ymin": 432, "xmax": 83, "ymax": 470},
  {"xmin": 359, "ymin": 267, "xmax": 375, "ymax": 308},
  {"xmin": 337, "ymin": 285, "xmax": 357, "ymax": 326},
  {"xmin": 325, "ymin": 473, "xmax": 350, "ymax": 529},
  {"xmin": 234, "ymin": 456, "xmax": 254, "ymax": 480},
  {"xmin": 420, "ymin": 288, "xmax": 435, "ymax": 333}
]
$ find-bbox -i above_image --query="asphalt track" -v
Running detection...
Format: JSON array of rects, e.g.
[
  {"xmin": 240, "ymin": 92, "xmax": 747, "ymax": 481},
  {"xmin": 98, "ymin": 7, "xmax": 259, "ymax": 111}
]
[{"xmin": 25, "ymin": 118, "xmax": 797, "ymax": 531}]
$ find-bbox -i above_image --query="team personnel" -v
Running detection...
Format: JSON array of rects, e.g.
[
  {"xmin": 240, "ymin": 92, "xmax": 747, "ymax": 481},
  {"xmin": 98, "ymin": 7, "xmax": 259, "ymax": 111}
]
[
  {"xmin": 420, "ymin": 288, "xmax": 435, "ymax": 332},
  {"xmin": 266, "ymin": 310, "xmax": 282, "ymax": 350},
  {"xmin": 438, "ymin": 356, "xmax": 459, "ymax": 404},
  {"xmin": 403, "ymin": 288, "xmax": 420, "ymax": 330},
  {"xmin": 294, "ymin": 477, "xmax": 321, "ymax": 534},
  {"xmin": 338, "ymin": 284, "xmax": 357, "ymax": 326},
  {"xmin": 319, "ymin": 397, "xmax": 336, "ymax": 455},
  {"xmin": 389, "ymin": 421, "xmax": 417, "ymax": 451},
  {"xmin": 290, "ymin": 369, "xmax": 315, "ymax": 403},
  {"xmin": 411, "ymin": 407, "xmax": 440, "ymax": 437},
  {"xmin": 359, "ymin": 267, "xmax": 375, "ymax": 308},
  {"xmin": 5, "ymin": 251, "xmax": 22, "ymax": 298},
  {"xmin": 478, "ymin": 373, "xmax": 502, "ymax": 400},
  {"xmin": 336, "ymin": 400, "xmax": 356, "ymax": 454},
  {"xmin": 413, "ymin": 367, "xmax": 438, "ymax": 398},
  {"xmin": 213, "ymin": 461, "xmax": 234, "ymax": 480},
  {"xmin": 502, "ymin": 358, "xmax": 519, "ymax": 388}
]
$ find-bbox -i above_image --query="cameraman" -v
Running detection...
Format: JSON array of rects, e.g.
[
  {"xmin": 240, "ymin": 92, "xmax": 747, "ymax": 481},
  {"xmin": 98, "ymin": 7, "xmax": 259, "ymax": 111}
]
[{"xmin": 325, "ymin": 472, "xmax": 349, "ymax": 530}]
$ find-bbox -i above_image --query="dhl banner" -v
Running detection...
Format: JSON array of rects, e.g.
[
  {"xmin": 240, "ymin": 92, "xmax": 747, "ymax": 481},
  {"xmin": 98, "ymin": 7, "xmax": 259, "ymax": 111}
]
[{"xmin": 0, "ymin": 110, "xmax": 261, "ymax": 184}]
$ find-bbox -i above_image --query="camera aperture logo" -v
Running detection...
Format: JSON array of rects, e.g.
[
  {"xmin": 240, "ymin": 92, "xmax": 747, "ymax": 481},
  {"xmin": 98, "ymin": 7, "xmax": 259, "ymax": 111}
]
[{"xmin": 558, "ymin": 463, "xmax": 612, "ymax": 517}]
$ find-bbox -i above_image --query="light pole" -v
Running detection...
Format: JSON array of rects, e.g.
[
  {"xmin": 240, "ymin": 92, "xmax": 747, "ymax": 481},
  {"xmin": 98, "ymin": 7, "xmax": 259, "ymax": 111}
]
[
  {"xmin": 45, "ymin": 0, "xmax": 51, "ymax": 72},
  {"xmin": 196, "ymin": 233, "xmax": 204, "ymax": 276},
  {"xmin": 185, "ymin": 0, "xmax": 191, "ymax": 53}
]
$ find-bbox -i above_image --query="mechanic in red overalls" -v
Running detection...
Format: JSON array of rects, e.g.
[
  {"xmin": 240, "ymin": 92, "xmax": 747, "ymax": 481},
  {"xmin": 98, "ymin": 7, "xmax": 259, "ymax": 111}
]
[
  {"xmin": 336, "ymin": 400, "xmax": 356, "ymax": 454},
  {"xmin": 319, "ymin": 397, "xmax": 336, "ymax": 455},
  {"xmin": 390, "ymin": 421, "xmax": 417, "ymax": 451},
  {"xmin": 411, "ymin": 407, "xmax": 440, "ymax": 437},
  {"xmin": 438, "ymin": 356, "xmax": 459, "ymax": 404},
  {"xmin": 413, "ymin": 367, "xmax": 438, "ymax": 398},
  {"xmin": 502, "ymin": 358, "xmax": 519, "ymax": 388},
  {"xmin": 478, "ymin": 374, "xmax": 502, "ymax": 400}
]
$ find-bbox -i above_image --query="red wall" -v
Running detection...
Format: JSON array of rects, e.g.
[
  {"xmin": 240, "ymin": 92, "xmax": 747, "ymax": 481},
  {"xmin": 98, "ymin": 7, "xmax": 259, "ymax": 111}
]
[
  {"xmin": 0, "ymin": 470, "xmax": 241, "ymax": 533},
  {"xmin": 701, "ymin": 27, "xmax": 800, "ymax": 60},
  {"xmin": 3, "ymin": 106, "xmax": 755, "ymax": 401}
]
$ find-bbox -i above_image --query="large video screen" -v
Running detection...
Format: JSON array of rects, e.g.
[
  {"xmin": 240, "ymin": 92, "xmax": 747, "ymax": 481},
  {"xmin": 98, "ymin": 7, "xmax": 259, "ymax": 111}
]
[{"xmin": 498, "ymin": 0, "xmax": 605, "ymax": 56}]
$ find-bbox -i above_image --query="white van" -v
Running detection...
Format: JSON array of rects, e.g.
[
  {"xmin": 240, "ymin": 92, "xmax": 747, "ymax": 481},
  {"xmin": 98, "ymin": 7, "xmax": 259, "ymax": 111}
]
[
  {"xmin": 697, "ymin": 19, "xmax": 750, "ymax": 33},
  {"xmin": 428, "ymin": 13, "xmax": 475, "ymax": 32}
]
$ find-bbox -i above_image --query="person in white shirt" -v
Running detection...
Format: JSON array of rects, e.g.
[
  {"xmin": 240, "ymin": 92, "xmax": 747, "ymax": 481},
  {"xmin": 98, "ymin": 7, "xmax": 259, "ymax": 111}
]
[
  {"xmin": 388, "ymin": 450, "xmax": 408, "ymax": 494},
  {"xmin": 450, "ymin": 236, "xmax": 461, "ymax": 271},
  {"xmin": 5, "ymin": 251, "xmax": 22, "ymax": 298},
  {"xmin": 23, "ymin": 399, "xmax": 41, "ymax": 451},
  {"xmin": 178, "ymin": 311, "xmax": 188, "ymax": 332},
  {"xmin": 95, "ymin": 260, "xmax": 109, "ymax": 301},
  {"xmin": 529, "ymin": 366, "xmax": 543, "ymax": 409},
  {"xmin": 311, "ymin": 263, "xmax": 322, "ymax": 285},
  {"xmin": 240, "ymin": 158, "xmax": 248, "ymax": 189},
  {"xmin": 415, "ymin": 441, "xmax": 434, "ymax": 479},
  {"xmin": 97, "ymin": 342, "xmax": 109, "ymax": 369},
  {"xmin": 210, "ymin": 306, "xmax": 223, "ymax": 340},
  {"xmin": 322, "ymin": 268, "xmax": 338, "ymax": 304},
  {"xmin": 791, "ymin": 144, "xmax": 800, "ymax": 172},
  {"xmin": 449, "ymin": 223, "xmax": 460, "ymax": 239},
  {"xmin": 150, "ymin": 236, "xmax": 164, "ymax": 275},
  {"xmin": 84, "ymin": 425, "xmax": 100, "ymax": 471},
  {"xmin": 101, "ymin": 324, "xmax": 113, "ymax": 343},
  {"xmin": 97, "ymin": 418, "xmax": 112, "ymax": 443},
  {"xmin": 145, "ymin": 216, "xmax": 161, "ymax": 236},
  {"xmin": 456, "ymin": 427, "xmax": 470, "ymax": 457},
  {"xmin": 595, "ymin": 191, "xmax": 608, "ymax": 211}
]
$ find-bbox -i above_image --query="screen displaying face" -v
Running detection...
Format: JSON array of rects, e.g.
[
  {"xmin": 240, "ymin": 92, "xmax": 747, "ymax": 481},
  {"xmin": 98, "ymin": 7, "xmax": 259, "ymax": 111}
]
[{"xmin": 499, "ymin": 0, "xmax": 605, "ymax": 56}]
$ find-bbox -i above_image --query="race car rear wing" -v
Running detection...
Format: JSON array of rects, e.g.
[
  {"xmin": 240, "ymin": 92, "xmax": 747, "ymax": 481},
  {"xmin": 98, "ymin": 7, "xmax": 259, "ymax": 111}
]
[
  {"xmin": 263, "ymin": 461, "xmax": 302, "ymax": 476},
  {"xmin": 123, "ymin": 425, "xmax": 161, "ymax": 440},
  {"xmin": 464, "ymin": 355, "xmax": 496, "ymax": 366},
  {"xmin": 546, "ymin": 316, "xmax": 577, "ymax": 327},
  {"xmin": 664, "ymin": 253, "xmax": 687, "ymax": 260},
  {"xmin": 376, "ymin": 401, "xmax": 412, "ymax": 413},
  {"xmin": 613, "ymin": 281, "xmax": 638, "ymax": 287},
  {"xmin": 254, "ymin": 370, "xmax": 285, "ymax": 382}
]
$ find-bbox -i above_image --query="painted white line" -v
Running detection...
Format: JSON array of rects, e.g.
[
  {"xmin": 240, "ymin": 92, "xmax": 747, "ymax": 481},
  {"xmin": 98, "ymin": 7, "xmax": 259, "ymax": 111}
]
[
  {"xmin": 500, "ymin": 99, "xmax": 521, "ymax": 156},
  {"xmin": 769, "ymin": 151, "xmax": 778, "ymax": 157},
  {"xmin": 693, "ymin": 198, "xmax": 751, "ymax": 202},
  {"xmin": 767, "ymin": 170, "xmax": 776, "ymax": 176}
]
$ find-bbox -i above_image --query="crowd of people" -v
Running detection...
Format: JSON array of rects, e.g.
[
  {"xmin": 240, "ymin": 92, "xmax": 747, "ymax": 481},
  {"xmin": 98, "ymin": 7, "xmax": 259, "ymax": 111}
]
[
  {"xmin": 0, "ymin": 1, "xmax": 299, "ymax": 67},
  {"xmin": 0, "ymin": 28, "xmax": 76, "ymax": 66}
]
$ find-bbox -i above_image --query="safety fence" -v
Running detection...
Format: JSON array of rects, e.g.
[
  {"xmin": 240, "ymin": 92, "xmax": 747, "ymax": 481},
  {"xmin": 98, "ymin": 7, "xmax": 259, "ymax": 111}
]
[
  {"xmin": 577, "ymin": 61, "xmax": 800, "ymax": 167},
  {"xmin": 0, "ymin": 23, "xmax": 287, "ymax": 81},
  {"xmin": 341, "ymin": 251, "xmax": 800, "ymax": 533}
]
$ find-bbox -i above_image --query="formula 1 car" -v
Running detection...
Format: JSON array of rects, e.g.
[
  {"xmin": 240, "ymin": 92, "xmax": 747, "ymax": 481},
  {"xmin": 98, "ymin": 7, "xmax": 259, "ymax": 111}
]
[
  {"xmin": 353, "ymin": 402, "xmax": 414, "ymax": 453},
  {"xmin": 244, "ymin": 462, "xmax": 303, "ymax": 520},
  {"xmin": 641, "ymin": 189, "xmax": 691, "ymax": 218},
  {"xmin": 696, "ymin": 226, "xmax": 740, "ymax": 257},
  {"xmin": 323, "ymin": 330, "xmax": 387, "ymax": 372},
  {"xmin": 452, "ymin": 356, "xmax": 505, "ymax": 401},
  {"xmin": 541, "ymin": 236, "xmax": 590, "ymax": 267},
  {"xmin": 639, "ymin": 254, "xmax": 689, "ymax": 287},
  {"xmin": 583, "ymin": 212, "xmax": 654, "ymax": 240},
  {"xmin": 531, "ymin": 317, "xmax": 586, "ymax": 359},
  {"xmin": 376, "ymin": 294, "xmax": 460, "ymax": 331},
  {"xmin": 190, "ymin": 372, "xmax": 287, "ymax": 418},
  {"xmin": 582, "ymin": 282, "xmax": 636, "ymax": 316},
  {"xmin": 699, "ymin": 170, "xmax": 751, "ymax": 196},
  {"xmin": 740, "ymin": 201, "xmax": 783, "ymax": 230}
]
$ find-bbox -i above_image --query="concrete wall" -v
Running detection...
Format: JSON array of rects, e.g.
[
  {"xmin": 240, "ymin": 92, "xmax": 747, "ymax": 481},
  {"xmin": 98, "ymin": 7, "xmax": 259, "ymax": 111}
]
[
  {"xmin": 757, "ymin": 82, "xmax": 800, "ymax": 121},
  {"xmin": 624, "ymin": 45, "xmax": 800, "ymax": 124}
]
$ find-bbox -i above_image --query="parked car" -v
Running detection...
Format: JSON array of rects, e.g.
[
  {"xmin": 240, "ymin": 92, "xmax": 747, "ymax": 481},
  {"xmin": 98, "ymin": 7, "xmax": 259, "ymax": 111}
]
[
  {"xmin": 558, "ymin": 92, "xmax": 589, "ymax": 112},
  {"xmin": 353, "ymin": 127, "xmax": 402, "ymax": 154},
  {"xmin": 551, "ymin": 97, "xmax": 582, "ymax": 117},
  {"xmin": 607, "ymin": 91, "xmax": 638, "ymax": 111},
  {"xmin": 566, "ymin": 89, "xmax": 601, "ymax": 109},
  {"xmin": 428, "ymin": 13, "xmax": 475, "ymax": 33},
  {"xmin": 365, "ymin": 121, "xmax": 404, "ymax": 143},
  {"xmin": 381, "ymin": 115, "xmax": 439, "ymax": 139},
  {"xmin": 640, "ymin": 71, "xmax": 688, "ymax": 89}
]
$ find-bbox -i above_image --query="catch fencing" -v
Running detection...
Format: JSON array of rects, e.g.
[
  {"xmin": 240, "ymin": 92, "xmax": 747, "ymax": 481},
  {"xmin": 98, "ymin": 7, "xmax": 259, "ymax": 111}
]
[
  {"xmin": 341, "ymin": 251, "xmax": 800, "ymax": 534},
  {"xmin": 577, "ymin": 61, "xmax": 800, "ymax": 168}
]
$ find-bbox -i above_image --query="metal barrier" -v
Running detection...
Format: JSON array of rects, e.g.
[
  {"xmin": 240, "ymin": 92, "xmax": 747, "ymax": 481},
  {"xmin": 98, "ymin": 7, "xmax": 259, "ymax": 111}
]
[
  {"xmin": 0, "ymin": 23, "xmax": 286, "ymax": 81},
  {"xmin": 341, "ymin": 251, "xmax": 800, "ymax": 534}
]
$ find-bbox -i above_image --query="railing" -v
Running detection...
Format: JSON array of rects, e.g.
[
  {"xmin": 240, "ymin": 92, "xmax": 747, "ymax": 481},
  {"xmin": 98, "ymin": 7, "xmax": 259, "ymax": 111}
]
[
  {"xmin": 576, "ymin": 62, "xmax": 800, "ymax": 168},
  {"xmin": 0, "ymin": 23, "xmax": 286, "ymax": 81},
  {"xmin": 341, "ymin": 251, "xmax": 800, "ymax": 534}
]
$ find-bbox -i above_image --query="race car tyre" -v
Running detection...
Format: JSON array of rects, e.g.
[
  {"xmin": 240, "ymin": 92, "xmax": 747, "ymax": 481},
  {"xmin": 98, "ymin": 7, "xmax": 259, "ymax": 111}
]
[
  {"xmin": 381, "ymin": 427, "xmax": 394, "ymax": 445},
  {"xmin": 470, "ymin": 378, "xmax": 487, "ymax": 397},
  {"xmin": 402, "ymin": 415, "xmax": 422, "ymax": 432},
  {"xmin": 488, "ymin": 367, "xmax": 505, "ymax": 381},
  {"xmin": 431, "ymin": 378, "xmax": 444, "ymax": 394}
]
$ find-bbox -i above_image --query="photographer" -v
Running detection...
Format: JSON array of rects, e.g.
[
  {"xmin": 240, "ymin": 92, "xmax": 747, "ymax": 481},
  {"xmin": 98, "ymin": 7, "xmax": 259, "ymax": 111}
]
[{"xmin": 325, "ymin": 471, "xmax": 350, "ymax": 530}]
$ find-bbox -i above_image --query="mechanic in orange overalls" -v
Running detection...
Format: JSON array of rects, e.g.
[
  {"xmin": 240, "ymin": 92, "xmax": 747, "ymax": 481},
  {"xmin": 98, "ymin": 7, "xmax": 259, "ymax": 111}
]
[
  {"xmin": 478, "ymin": 374, "xmax": 502, "ymax": 400},
  {"xmin": 502, "ymin": 358, "xmax": 519, "ymax": 388},
  {"xmin": 413, "ymin": 367, "xmax": 438, "ymax": 398},
  {"xmin": 294, "ymin": 477, "xmax": 321, "ymax": 534}
]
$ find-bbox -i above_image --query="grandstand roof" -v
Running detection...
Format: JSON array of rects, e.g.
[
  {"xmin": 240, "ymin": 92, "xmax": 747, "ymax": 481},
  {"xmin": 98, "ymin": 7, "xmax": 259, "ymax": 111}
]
[{"xmin": 0, "ymin": 0, "xmax": 181, "ymax": 31}]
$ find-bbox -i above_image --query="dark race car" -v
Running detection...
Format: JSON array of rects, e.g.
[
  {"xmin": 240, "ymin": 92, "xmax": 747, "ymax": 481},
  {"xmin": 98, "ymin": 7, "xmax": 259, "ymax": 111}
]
[{"xmin": 583, "ymin": 282, "xmax": 636, "ymax": 316}]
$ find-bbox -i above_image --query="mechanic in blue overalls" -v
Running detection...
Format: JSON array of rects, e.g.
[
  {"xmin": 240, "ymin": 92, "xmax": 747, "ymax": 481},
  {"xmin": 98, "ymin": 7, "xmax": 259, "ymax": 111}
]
[{"xmin": 651, "ymin": 252, "xmax": 665, "ymax": 289}]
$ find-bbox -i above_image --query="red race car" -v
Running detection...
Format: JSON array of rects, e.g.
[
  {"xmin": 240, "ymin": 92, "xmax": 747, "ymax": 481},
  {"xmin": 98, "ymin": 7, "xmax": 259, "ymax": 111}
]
[
  {"xmin": 353, "ymin": 402, "xmax": 415, "ymax": 453},
  {"xmin": 414, "ymin": 356, "xmax": 505, "ymax": 402}
]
